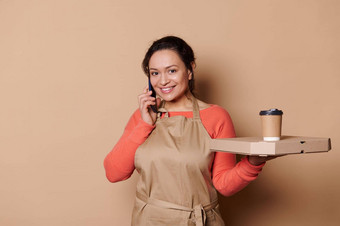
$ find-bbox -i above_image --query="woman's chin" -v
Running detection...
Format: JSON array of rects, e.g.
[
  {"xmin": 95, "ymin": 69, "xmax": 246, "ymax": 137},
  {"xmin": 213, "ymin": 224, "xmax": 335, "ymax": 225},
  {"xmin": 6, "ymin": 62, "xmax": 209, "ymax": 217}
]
[
  {"xmin": 159, "ymin": 91, "xmax": 190, "ymax": 104},
  {"xmin": 161, "ymin": 97, "xmax": 174, "ymax": 102}
]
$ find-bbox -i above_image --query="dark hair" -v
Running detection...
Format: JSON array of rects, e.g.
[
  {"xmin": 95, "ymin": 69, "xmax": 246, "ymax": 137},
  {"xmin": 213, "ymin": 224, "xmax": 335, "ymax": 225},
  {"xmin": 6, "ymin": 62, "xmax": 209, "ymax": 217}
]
[{"xmin": 142, "ymin": 36, "xmax": 196, "ymax": 93}]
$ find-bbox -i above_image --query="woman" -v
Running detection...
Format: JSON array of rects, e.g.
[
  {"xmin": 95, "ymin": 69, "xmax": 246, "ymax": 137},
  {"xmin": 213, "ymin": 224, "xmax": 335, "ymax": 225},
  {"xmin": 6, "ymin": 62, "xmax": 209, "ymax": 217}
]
[{"xmin": 104, "ymin": 36, "xmax": 268, "ymax": 226}]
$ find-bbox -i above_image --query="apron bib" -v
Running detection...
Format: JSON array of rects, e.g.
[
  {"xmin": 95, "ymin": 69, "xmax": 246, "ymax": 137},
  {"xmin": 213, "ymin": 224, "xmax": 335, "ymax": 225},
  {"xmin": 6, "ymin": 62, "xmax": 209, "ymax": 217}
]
[{"xmin": 132, "ymin": 97, "xmax": 225, "ymax": 226}]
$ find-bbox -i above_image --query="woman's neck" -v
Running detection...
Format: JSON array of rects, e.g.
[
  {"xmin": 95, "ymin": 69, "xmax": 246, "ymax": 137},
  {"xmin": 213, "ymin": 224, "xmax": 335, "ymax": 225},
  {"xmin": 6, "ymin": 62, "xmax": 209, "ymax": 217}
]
[{"xmin": 163, "ymin": 92, "xmax": 194, "ymax": 112}]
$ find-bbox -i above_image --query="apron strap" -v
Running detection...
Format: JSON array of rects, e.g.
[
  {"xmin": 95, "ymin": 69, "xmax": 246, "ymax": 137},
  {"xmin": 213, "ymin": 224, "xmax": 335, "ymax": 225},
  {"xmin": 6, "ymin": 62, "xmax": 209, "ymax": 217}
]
[
  {"xmin": 191, "ymin": 96, "xmax": 201, "ymax": 121},
  {"xmin": 136, "ymin": 192, "xmax": 217, "ymax": 226},
  {"xmin": 156, "ymin": 94, "xmax": 201, "ymax": 121}
]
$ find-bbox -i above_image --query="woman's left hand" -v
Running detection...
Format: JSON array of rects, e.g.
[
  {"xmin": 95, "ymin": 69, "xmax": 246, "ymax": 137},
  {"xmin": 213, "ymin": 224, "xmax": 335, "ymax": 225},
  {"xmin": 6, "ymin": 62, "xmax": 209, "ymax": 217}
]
[{"xmin": 248, "ymin": 155, "xmax": 283, "ymax": 166}]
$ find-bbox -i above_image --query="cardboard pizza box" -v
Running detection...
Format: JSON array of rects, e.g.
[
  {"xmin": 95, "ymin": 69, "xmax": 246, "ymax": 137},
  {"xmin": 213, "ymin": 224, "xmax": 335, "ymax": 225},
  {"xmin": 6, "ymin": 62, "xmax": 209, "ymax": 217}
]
[{"xmin": 210, "ymin": 136, "xmax": 331, "ymax": 156}]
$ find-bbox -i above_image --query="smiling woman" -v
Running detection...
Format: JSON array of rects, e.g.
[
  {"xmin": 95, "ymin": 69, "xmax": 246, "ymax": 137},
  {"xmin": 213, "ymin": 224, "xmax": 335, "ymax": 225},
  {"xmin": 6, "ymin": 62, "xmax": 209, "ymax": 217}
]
[
  {"xmin": 148, "ymin": 49, "xmax": 193, "ymax": 110},
  {"xmin": 104, "ymin": 36, "xmax": 268, "ymax": 226}
]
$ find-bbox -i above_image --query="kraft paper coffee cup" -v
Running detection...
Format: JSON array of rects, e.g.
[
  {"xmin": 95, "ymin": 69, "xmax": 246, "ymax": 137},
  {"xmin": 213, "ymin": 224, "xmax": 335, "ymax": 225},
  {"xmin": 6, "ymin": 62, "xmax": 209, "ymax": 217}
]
[{"xmin": 259, "ymin": 109, "xmax": 283, "ymax": 141}]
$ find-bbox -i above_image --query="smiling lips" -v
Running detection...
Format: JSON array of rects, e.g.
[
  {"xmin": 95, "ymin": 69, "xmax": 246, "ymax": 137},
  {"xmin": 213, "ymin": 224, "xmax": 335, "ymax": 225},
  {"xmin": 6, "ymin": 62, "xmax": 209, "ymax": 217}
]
[{"xmin": 160, "ymin": 86, "xmax": 175, "ymax": 94}]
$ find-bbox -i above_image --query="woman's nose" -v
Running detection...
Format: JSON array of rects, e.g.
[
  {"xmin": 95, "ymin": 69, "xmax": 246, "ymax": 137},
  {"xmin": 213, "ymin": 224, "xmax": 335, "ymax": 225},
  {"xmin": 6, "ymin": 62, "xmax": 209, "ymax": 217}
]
[{"xmin": 160, "ymin": 73, "xmax": 169, "ymax": 85}]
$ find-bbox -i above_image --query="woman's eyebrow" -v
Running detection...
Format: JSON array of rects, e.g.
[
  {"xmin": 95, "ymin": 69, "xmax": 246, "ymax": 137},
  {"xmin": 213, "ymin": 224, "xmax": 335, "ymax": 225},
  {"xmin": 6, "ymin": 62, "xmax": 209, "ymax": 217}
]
[
  {"xmin": 149, "ymin": 65, "xmax": 178, "ymax": 70},
  {"xmin": 166, "ymin": 65, "xmax": 177, "ymax": 69}
]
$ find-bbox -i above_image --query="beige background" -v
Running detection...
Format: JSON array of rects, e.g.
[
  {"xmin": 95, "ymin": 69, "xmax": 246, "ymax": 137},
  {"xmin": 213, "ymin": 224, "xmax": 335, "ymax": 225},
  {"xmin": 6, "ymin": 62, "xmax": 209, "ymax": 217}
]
[{"xmin": 1, "ymin": 0, "xmax": 339, "ymax": 225}]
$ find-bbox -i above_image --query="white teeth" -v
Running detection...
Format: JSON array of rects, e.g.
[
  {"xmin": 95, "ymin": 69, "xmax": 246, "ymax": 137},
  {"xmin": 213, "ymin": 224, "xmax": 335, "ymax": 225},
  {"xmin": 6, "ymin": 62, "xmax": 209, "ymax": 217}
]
[{"xmin": 161, "ymin": 87, "xmax": 173, "ymax": 91}]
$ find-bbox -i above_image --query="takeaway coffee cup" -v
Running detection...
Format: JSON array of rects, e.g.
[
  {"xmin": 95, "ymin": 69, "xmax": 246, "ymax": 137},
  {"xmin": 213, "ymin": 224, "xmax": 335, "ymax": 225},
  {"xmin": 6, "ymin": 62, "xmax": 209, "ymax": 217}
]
[{"xmin": 259, "ymin": 109, "xmax": 283, "ymax": 141}]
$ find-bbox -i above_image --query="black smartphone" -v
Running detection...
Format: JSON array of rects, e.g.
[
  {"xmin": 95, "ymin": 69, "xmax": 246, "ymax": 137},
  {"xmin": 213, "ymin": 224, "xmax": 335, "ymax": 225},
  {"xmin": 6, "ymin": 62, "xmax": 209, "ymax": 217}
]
[{"xmin": 148, "ymin": 78, "xmax": 157, "ymax": 113}]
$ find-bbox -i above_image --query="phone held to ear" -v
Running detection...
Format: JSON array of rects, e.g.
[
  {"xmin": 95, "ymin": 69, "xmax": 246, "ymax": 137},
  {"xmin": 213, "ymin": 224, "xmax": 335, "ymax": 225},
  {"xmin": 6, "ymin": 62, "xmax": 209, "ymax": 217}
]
[{"xmin": 148, "ymin": 78, "xmax": 157, "ymax": 113}]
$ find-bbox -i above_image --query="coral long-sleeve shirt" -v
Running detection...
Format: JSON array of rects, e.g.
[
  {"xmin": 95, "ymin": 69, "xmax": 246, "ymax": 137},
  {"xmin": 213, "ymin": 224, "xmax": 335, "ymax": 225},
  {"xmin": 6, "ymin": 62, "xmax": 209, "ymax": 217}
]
[{"xmin": 104, "ymin": 105, "xmax": 264, "ymax": 196}]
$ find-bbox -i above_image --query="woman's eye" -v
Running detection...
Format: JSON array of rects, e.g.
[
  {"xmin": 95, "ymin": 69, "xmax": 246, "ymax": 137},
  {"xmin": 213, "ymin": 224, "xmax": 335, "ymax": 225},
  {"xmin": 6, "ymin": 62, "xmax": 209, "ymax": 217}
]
[
  {"xmin": 150, "ymin": 71, "xmax": 158, "ymax": 76},
  {"xmin": 169, "ymin": 69, "xmax": 176, "ymax": 74}
]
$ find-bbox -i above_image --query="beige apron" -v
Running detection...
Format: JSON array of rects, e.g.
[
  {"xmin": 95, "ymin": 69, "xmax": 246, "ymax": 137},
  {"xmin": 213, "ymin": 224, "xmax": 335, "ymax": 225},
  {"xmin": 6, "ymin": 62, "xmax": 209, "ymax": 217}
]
[{"xmin": 132, "ymin": 97, "xmax": 225, "ymax": 226}]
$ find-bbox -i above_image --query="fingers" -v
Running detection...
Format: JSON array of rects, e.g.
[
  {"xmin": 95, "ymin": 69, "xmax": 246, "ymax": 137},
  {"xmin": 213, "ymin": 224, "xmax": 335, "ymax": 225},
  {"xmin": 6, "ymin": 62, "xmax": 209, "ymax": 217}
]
[
  {"xmin": 248, "ymin": 154, "xmax": 287, "ymax": 166},
  {"xmin": 143, "ymin": 86, "xmax": 148, "ymax": 94},
  {"xmin": 138, "ymin": 89, "xmax": 156, "ymax": 112},
  {"xmin": 138, "ymin": 87, "xmax": 158, "ymax": 125}
]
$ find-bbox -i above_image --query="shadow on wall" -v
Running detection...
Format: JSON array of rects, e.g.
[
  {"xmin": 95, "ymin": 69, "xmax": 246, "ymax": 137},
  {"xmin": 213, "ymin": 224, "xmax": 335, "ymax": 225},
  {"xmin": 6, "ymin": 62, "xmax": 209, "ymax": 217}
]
[
  {"xmin": 218, "ymin": 179, "xmax": 281, "ymax": 226},
  {"xmin": 195, "ymin": 69, "xmax": 235, "ymax": 108},
  {"xmin": 195, "ymin": 74, "xmax": 215, "ymax": 104}
]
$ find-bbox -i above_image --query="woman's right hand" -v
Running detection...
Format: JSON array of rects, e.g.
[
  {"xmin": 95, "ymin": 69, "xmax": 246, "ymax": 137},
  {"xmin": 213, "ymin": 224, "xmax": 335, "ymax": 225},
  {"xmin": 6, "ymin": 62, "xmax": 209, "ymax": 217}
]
[{"xmin": 138, "ymin": 87, "xmax": 160, "ymax": 125}]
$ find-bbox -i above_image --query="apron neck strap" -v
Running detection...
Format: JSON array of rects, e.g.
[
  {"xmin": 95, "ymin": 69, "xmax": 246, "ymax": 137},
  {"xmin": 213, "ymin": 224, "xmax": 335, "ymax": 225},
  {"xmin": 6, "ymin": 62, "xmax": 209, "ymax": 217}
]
[
  {"xmin": 156, "ymin": 93, "xmax": 201, "ymax": 120},
  {"xmin": 191, "ymin": 96, "xmax": 201, "ymax": 121}
]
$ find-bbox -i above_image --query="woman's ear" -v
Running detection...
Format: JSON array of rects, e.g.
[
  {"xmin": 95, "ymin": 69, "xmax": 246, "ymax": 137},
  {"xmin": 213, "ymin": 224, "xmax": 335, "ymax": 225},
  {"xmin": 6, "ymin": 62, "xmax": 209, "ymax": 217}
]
[
  {"xmin": 188, "ymin": 62, "xmax": 196, "ymax": 80},
  {"xmin": 188, "ymin": 70, "xmax": 193, "ymax": 80},
  {"xmin": 191, "ymin": 62, "xmax": 196, "ymax": 70}
]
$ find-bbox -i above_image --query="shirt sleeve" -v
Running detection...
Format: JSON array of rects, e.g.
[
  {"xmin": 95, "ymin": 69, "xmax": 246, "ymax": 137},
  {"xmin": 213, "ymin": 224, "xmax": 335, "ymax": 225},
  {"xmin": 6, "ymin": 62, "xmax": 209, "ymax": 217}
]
[
  {"xmin": 203, "ymin": 106, "xmax": 265, "ymax": 197},
  {"xmin": 103, "ymin": 109, "xmax": 155, "ymax": 183}
]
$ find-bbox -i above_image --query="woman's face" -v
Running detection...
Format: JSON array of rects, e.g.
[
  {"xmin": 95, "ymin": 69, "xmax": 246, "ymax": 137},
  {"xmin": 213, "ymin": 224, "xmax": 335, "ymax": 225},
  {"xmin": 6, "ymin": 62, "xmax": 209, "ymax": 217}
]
[{"xmin": 148, "ymin": 49, "xmax": 192, "ymax": 105}]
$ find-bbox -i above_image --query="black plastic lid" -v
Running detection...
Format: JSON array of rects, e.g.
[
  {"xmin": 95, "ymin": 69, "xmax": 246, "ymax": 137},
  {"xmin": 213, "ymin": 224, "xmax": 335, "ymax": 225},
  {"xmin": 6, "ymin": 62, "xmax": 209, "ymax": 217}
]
[{"xmin": 259, "ymin": 108, "xmax": 283, "ymax": 115}]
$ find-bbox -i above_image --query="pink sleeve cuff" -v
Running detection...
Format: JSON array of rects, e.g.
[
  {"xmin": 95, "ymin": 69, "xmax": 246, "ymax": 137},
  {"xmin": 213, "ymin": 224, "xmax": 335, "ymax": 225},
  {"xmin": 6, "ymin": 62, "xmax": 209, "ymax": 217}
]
[{"xmin": 236, "ymin": 157, "xmax": 265, "ymax": 181}]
